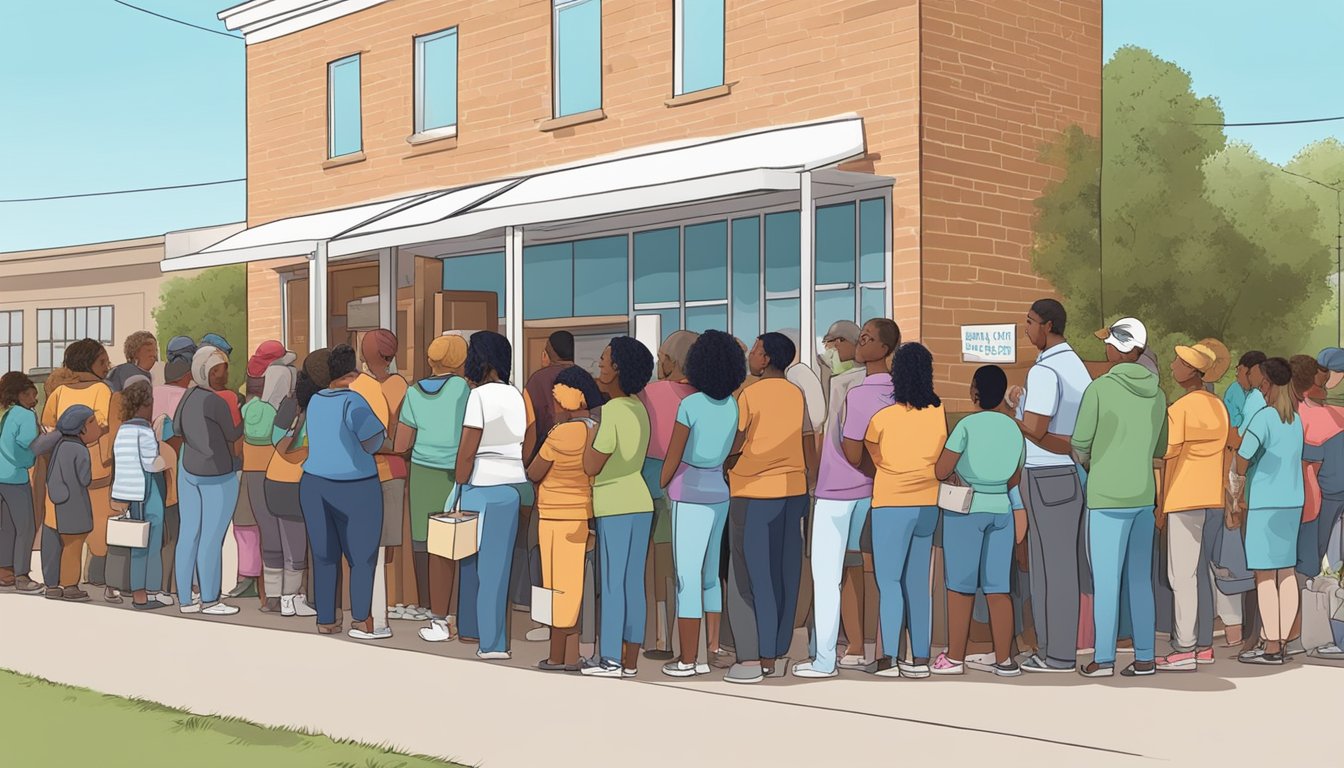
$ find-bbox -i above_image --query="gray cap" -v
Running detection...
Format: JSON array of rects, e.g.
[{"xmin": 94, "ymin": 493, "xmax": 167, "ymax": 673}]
[
  {"xmin": 823, "ymin": 321, "xmax": 861, "ymax": 344},
  {"xmin": 1318, "ymin": 347, "xmax": 1344, "ymax": 372},
  {"xmin": 164, "ymin": 357, "xmax": 192, "ymax": 383}
]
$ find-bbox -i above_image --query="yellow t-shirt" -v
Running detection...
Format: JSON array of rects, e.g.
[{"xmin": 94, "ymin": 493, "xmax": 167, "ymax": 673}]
[
  {"xmin": 242, "ymin": 442, "xmax": 274, "ymax": 473},
  {"xmin": 349, "ymin": 373, "xmax": 393, "ymax": 481},
  {"xmin": 1162, "ymin": 390, "xmax": 1230, "ymax": 514},
  {"xmin": 866, "ymin": 403, "xmax": 947, "ymax": 508},
  {"xmin": 43, "ymin": 381, "xmax": 112, "ymax": 481},
  {"xmin": 537, "ymin": 420, "xmax": 593, "ymax": 521},
  {"xmin": 728, "ymin": 378, "xmax": 811, "ymax": 500}
]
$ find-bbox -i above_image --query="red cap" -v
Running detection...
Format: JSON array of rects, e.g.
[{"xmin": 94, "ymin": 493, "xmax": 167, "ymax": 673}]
[{"xmin": 246, "ymin": 340, "xmax": 288, "ymax": 377}]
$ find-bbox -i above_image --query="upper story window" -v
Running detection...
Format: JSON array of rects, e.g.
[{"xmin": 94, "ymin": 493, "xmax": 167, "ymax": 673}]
[
  {"xmin": 327, "ymin": 54, "xmax": 363, "ymax": 158},
  {"xmin": 674, "ymin": 0, "xmax": 725, "ymax": 96},
  {"xmin": 415, "ymin": 28, "xmax": 459, "ymax": 136},
  {"xmin": 553, "ymin": 0, "xmax": 602, "ymax": 117}
]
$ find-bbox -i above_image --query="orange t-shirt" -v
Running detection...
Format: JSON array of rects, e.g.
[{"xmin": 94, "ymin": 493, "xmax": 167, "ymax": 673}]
[
  {"xmin": 349, "ymin": 373, "xmax": 393, "ymax": 482},
  {"xmin": 865, "ymin": 403, "xmax": 947, "ymax": 508},
  {"xmin": 728, "ymin": 378, "xmax": 812, "ymax": 499},
  {"xmin": 537, "ymin": 420, "xmax": 594, "ymax": 521}
]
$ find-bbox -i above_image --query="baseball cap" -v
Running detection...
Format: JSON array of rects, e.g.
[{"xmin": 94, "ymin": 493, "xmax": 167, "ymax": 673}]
[
  {"xmin": 1095, "ymin": 317, "xmax": 1147, "ymax": 353},
  {"xmin": 823, "ymin": 320, "xmax": 861, "ymax": 344},
  {"xmin": 247, "ymin": 340, "xmax": 292, "ymax": 378},
  {"xmin": 166, "ymin": 335, "xmax": 197, "ymax": 363},
  {"xmin": 200, "ymin": 333, "xmax": 233, "ymax": 356}
]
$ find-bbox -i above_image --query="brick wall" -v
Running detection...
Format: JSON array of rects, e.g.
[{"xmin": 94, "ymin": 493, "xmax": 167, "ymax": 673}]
[
  {"xmin": 243, "ymin": 0, "xmax": 922, "ymax": 350},
  {"xmin": 919, "ymin": 0, "xmax": 1102, "ymax": 407}
]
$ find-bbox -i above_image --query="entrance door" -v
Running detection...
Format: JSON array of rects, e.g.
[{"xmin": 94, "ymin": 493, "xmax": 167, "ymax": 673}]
[
  {"xmin": 285, "ymin": 276, "xmax": 309, "ymax": 366},
  {"xmin": 433, "ymin": 291, "xmax": 498, "ymax": 336}
]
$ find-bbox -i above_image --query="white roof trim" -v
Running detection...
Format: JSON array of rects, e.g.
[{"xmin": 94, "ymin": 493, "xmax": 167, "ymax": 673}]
[{"xmin": 219, "ymin": 0, "xmax": 392, "ymax": 45}]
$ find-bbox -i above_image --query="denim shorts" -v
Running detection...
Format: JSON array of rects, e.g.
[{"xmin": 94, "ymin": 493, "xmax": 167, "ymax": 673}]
[{"xmin": 941, "ymin": 510, "xmax": 1013, "ymax": 594}]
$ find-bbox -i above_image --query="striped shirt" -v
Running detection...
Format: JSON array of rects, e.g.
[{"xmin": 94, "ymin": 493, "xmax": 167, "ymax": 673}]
[{"xmin": 112, "ymin": 419, "xmax": 159, "ymax": 503}]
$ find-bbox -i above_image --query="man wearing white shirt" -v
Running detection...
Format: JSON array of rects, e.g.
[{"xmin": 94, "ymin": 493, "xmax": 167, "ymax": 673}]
[{"xmin": 1009, "ymin": 299, "xmax": 1093, "ymax": 673}]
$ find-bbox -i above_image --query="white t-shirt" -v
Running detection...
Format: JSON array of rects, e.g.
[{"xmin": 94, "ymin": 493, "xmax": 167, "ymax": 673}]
[
  {"xmin": 786, "ymin": 362, "xmax": 824, "ymax": 435},
  {"xmin": 1017, "ymin": 341, "xmax": 1092, "ymax": 468},
  {"xmin": 463, "ymin": 382, "xmax": 527, "ymax": 486}
]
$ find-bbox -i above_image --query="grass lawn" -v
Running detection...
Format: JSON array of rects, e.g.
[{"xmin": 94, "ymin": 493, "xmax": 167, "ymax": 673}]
[{"xmin": 0, "ymin": 669, "xmax": 468, "ymax": 768}]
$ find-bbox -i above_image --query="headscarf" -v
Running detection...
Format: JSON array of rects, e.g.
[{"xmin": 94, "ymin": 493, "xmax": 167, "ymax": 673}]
[
  {"xmin": 192, "ymin": 347, "xmax": 228, "ymax": 390},
  {"xmin": 57, "ymin": 404, "xmax": 94, "ymax": 437},
  {"xmin": 247, "ymin": 340, "xmax": 291, "ymax": 378},
  {"xmin": 262, "ymin": 364, "xmax": 295, "ymax": 411},
  {"xmin": 427, "ymin": 334, "xmax": 468, "ymax": 371},
  {"xmin": 166, "ymin": 336, "xmax": 197, "ymax": 364},
  {"xmin": 303, "ymin": 348, "xmax": 333, "ymax": 389},
  {"xmin": 362, "ymin": 329, "xmax": 398, "ymax": 370},
  {"xmin": 200, "ymin": 333, "xmax": 233, "ymax": 356}
]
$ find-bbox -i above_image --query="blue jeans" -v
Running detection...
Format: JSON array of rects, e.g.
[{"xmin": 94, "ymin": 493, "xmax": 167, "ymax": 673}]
[
  {"xmin": 457, "ymin": 484, "xmax": 520, "ymax": 655},
  {"xmin": 1089, "ymin": 506, "xmax": 1156, "ymax": 665},
  {"xmin": 671, "ymin": 501, "xmax": 728, "ymax": 619},
  {"xmin": 871, "ymin": 505, "xmax": 938, "ymax": 661},
  {"xmin": 128, "ymin": 475, "xmax": 166, "ymax": 593},
  {"xmin": 299, "ymin": 474, "xmax": 382, "ymax": 625},
  {"xmin": 729, "ymin": 495, "xmax": 808, "ymax": 661},
  {"xmin": 176, "ymin": 468, "xmax": 240, "ymax": 604},
  {"xmin": 942, "ymin": 510, "xmax": 1013, "ymax": 595},
  {"xmin": 809, "ymin": 497, "xmax": 871, "ymax": 673},
  {"xmin": 597, "ymin": 511, "xmax": 654, "ymax": 663}
]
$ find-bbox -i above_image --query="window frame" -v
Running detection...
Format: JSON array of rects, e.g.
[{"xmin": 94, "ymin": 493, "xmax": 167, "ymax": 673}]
[
  {"xmin": 327, "ymin": 53, "xmax": 363, "ymax": 159},
  {"xmin": 35, "ymin": 305, "xmax": 113, "ymax": 371},
  {"xmin": 552, "ymin": 0, "xmax": 604, "ymax": 119},
  {"xmin": 413, "ymin": 27, "xmax": 460, "ymax": 138},
  {"xmin": 672, "ymin": 0, "xmax": 727, "ymax": 97},
  {"xmin": 0, "ymin": 310, "xmax": 22, "ymax": 374}
]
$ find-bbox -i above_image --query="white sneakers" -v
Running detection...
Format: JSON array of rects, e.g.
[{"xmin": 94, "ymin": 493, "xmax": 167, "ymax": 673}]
[
  {"xmin": 419, "ymin": 619, "xmax": 454, "ymax": 643},
  {"xmin": 661, "ymin": 660, "xmax": 712, "ymax": 678},
  {"xmin": 837, "ymin": 655, "xmax": 868, "ymax": 670},
  {"xmin": 201, "ymin": 602, "xmax": 240, "ymax": 616},
  {"xmin": 153, "ymin": 593, "xmax": 174, "ymax": 606},
  {"xmin": 280, "ymin": 595, "xmax": 317, "ymax": 618},
  {"xmin": 476, "ymin": 650, "xmax": 512, "ymax": 661},
  {"xmin": 179, "ymin": 602, "xmax": 201, "ymax": 614},
  {"xmin": 791, "ymin": 661, "xmax": 838, "ymax": 679},
  {"xmin": 349, "ymin": 625, "xmax": 393, "ymax": 641}
]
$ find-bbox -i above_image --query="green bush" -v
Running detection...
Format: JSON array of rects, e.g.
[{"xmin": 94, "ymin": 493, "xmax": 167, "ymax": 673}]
[{"xmin": 153, "ymin": 265, "xmax": 248, "ymax": 391}]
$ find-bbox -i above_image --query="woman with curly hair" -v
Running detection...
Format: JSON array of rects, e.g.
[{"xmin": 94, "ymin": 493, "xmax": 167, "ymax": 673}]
[
  {"xmin": 581, "ymin": 336, "xmax": 656, "ymax": 678},
  {"xmin": 41, "ymin": 339, "xmax": 116, "ymax": 601},
  {"xmin": 0, "ymin": 372, "xmax": 40, "ymax": 592},
  {"xmin": 1232, "ymin": 357, "xmax": 1305, "ymax": 665},
  {"xmin": 658, "ymin": 330, "xmax": 745, "ymax": 677},
  {"xmin": 859, "ymin": 342, "xmax": 947, "ymax": 679},
  {"xmin": 455, "ymin": 331, "xmax": 528, "ymax": 659},
  {"xmin": 528, "ymin": 365, "xmax": 604, "ymax": 671}
]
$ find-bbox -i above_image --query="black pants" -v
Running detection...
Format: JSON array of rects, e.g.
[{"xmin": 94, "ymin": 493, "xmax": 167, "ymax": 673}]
[{"xmin": 726, "ymin": 495, "xmax": 809, "ymax": 661}]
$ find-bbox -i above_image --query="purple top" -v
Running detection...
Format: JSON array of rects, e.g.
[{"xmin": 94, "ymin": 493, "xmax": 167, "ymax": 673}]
[{"xmin": 816, "ymin": 372, "xmax": 893, "ymax": 500}]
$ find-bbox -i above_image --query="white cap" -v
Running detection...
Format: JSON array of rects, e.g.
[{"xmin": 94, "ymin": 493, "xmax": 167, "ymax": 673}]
[{"xmin": 1095, "ymin": 317, "xmax": 1147, "ymax": 353}]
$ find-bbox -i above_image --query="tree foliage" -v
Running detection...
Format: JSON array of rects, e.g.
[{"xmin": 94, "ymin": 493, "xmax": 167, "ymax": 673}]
[
  {"xmin": 1032, "ymin": 46, "xmax": 1334, "ymax": 397},
  {"xmin": 152, "ymin": 265, "xmax": 248, "ymax": 391}
]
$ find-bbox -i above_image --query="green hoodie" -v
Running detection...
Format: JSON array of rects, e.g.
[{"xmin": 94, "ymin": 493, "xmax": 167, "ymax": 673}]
[{"xmin": 1071, "ymin": 363, "xmax": 1169, "ymax": 509}]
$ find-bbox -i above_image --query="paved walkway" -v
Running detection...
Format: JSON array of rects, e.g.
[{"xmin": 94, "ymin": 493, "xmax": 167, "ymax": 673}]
[{"xmin": 3, "ymin": 592, "xmax": 1343, "ymax": 766}]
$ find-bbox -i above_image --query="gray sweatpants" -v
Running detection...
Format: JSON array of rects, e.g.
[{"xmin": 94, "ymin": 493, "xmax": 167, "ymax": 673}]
[
  {"xmin": 1023, "ymin": 465, "xmax": 1086, "ymax": 666},
  {"xmin": 0, "ymin": 482, "xmax": 35, "ymax": 578}
]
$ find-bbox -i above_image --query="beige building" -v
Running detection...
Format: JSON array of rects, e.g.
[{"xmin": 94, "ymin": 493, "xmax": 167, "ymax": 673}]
[{"xmin": 0, "ymin": 223, "xmax": 243, "ymax": 380}]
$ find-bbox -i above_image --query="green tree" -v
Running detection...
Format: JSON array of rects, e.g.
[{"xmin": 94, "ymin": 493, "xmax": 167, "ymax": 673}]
[
  {"xmin": 1032, "ymin": 46, "xmax": 1333, "ymax": 397},
  {"xmin": 153, "ymin": 265, "xmax": 248, "ymax": 391}
]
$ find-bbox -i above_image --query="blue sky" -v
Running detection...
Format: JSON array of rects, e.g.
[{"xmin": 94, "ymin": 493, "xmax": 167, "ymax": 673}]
[
  {"xmin": 1104, "ymin": 0, "xmax": 1344, "ymax": 165},
  {"xmin": 0, "ymin": 1, "xmax": 1340, "ymax": 252}
]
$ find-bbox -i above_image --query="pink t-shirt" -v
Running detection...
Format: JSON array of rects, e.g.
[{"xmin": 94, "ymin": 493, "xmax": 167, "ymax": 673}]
[
  {"xmin": 639, "ymin": 380, "xmax": 696, "ymax": 461},
  {"xmin": 1299, "ymin": 399, "xmax": 1344, "ymax": 523},
  {"xmin": 153, "ymin": 384, "xmax": 189, "ymax": 425}
]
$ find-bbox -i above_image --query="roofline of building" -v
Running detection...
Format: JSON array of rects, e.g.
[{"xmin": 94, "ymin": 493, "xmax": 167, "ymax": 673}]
[{"xmin": 219, "ymin": 0, "xmax": 392, "ymax": 44}]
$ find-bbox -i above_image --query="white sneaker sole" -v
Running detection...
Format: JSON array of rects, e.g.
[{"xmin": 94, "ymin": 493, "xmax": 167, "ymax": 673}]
[
  {"xmin": 1156, "ymin": 660, "xmax": 1197, "ymax": 672},
  {"xmin": 202, "ymin": 606, "xmax": 240, "ymax": 616},
  {"xmin": 930, "ymin": 666, "xmax": 964, "ymax": 676},
  {"xmin": 477, "ymin": 652, "xmax": 512, "ymax": 660},
  {"xmin": 179, "ymin": 603, "xmax": 202, "ymax": 614},
  {"xmin": 724, "ymin": 675, "xmax": 764, "ymax": 684},
  {"xmin": 349, "ymin": 630, "xmax": 393, "ymax": 641},
  {"xmin": 792, "ymin": 670, "xmax": 838, "ymax": 679}
]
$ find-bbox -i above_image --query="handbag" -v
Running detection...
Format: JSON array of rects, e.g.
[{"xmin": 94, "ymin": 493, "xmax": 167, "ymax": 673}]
[
  {"xmin": 107, "ymin": 491, "xmax": 150, "ymax": 549},
  {"xmin": 427, "ymin": 485, "xmax": 479, "ymax": 560},
  {"xmin": 938, "ymin": 474, "xmax": 974, "ymax": 514}
]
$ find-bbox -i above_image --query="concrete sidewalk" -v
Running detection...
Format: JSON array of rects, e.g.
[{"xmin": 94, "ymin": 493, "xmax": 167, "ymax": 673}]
[{"xmin": 2, "ymin": 592, "xmax": 1341, "ymax": 766}]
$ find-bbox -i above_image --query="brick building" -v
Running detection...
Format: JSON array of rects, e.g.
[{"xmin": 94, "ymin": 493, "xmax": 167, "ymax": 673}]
[{"xmin": 164, "ymin": 0, "xmax": 1101, "ymax": 408}]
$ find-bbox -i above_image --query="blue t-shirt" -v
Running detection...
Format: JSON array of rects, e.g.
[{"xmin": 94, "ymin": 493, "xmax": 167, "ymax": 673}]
[
  {"xmin": 303, "ymin": 389, "xmax": 385, "ymax": 481},
  {"xmin": 0, "ymin": 406, "xmax": 39, "ymax": 485},
  {"xmin": 1223, "ymin": 383, "xmax": 1249, "ymax": 430},
  {"xmin": 1238, "ymin": 388, "xmax": 1267, "ymax": 437},
  {"xmin": 675, "ymin": 393, "xmax": 738, "ymax": 468},
  {"xmin": 1238, "ymin": 406, "xmax": 1305, "ymax": 510}
]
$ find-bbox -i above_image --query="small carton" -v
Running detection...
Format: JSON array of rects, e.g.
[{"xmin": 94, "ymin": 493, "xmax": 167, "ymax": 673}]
[{"xmin": 427, "ymin": 511, "xmax": 479, "ymax": 560}]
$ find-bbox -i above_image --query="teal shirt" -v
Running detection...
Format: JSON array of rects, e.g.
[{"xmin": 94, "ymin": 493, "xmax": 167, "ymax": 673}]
[
  {"xmin": 1223, "ymin": 383, "xmax": 1249, "ymax": 430},
  {"xmin": 0, "ymin": 406, "xmax": 39, "ymax": 485},
  {"xmin": 398, "ymin": 376, "xmax": 471, "ymax": 470},
  {"xmin": 945, "ymin": 411, "xmax": 1025, "ymax": 514},
  {"xmin": 1238, "ymin": 388, "xmax": 1267, "ymax": 437},
  {"xmin": 675, "ymin": 393, "xmax": 738, "ymax": 469},
  {"xmin": 1238, "ymin": 406, "xmax": 1305, "ymax": 510}
]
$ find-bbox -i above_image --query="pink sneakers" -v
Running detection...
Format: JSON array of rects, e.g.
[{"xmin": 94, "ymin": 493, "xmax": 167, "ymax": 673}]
[
  {"xmin": 931, "ymin": 652, "xmax": 965, "ymax": 676},
  {"xmin": 1155, "ymin": 650, "xmax": 1198, "ymax": 671}
]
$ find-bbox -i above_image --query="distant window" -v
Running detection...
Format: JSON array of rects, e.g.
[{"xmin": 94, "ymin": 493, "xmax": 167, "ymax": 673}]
[
  {"xmin": 553, "ymin": 0, "xmax": 602, "ymax": 117},
  {"xmin": 674, "ymin": 0, "xmax": 725, "ymax": 96},
  {"xmin": 36, "ymin": 306, "xmax": 112, "ymax": 370},
  {"xmin": 0, "ymin": 310, "xmax": 22, "ymax": 374},
  {"xmin": 328, "ymin": 54, "xmax": 362, "ymax": 157},
  {"xmin": 415, "ymin": 28, "xmax": 459, "ymax": 135}
]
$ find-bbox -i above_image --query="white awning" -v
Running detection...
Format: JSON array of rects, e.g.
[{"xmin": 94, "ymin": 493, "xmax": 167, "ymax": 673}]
[
  {"xmin": 160, "ymin": 190, "xmax": 442, "ymax": 272},
  {"xmin": 330, "ymin": 115, "xmax": 866, "ymax": 256},
  {"xmin": 165, "ymin": 114, "xmax": 867, "ymax": 271}
]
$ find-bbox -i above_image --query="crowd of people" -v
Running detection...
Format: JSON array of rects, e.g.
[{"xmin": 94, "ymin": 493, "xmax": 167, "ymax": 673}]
[{"xmin": 2, "ymin": 296, "xmax": 1343, "ymax": 682}]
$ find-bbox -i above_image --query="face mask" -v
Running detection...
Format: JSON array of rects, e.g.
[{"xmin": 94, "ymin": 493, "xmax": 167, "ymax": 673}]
[{"xmin": 823, "ymin": 347, "xmax": 854, "ymax": 376}]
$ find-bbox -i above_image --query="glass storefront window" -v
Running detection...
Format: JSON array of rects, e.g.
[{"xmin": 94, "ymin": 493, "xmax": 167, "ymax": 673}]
[
  {"xmin": 634, "ymin": 227, "xmax": 680, "ymax": 305},
  {"xmin": 443, "ymin": 252, "xmax": 505, "ymax": 317},
  {"xmin": 731, "ymin": 216, "xmax": 761, "ymax": 340},
  {"xmin": 574, "ymin": 235, "xmax": 628, "ymax": 316},
  {"xmin": 684, "ymin": 220, "xmax": 727, "ymax": 302},
  {"xmin": 523, "ymin": 243, "xmax": 574, "ymax": 320}
]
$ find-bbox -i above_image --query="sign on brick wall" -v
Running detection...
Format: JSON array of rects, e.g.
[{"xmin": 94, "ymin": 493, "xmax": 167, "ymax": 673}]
[{"xmin": 961, "ymin": 324, "xmax": 1016, "ymax": 364}]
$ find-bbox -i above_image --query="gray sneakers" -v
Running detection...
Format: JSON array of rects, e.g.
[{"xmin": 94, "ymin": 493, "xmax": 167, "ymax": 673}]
[{"xmin": 724, "ymin": 663, "xmax": 764, "ymax": 684}]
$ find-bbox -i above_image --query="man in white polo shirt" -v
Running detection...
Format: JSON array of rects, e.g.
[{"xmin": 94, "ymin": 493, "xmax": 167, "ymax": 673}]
[{"xmin": 1010, "ymin": 299, "xmax": 1093, "ymax": 673}]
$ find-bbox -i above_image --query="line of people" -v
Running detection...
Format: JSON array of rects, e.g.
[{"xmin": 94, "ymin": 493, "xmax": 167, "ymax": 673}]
[{"xmin": 2, "ymin": 298, "xmax": 1343, "ymax": 682}]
